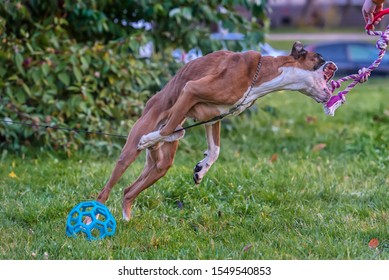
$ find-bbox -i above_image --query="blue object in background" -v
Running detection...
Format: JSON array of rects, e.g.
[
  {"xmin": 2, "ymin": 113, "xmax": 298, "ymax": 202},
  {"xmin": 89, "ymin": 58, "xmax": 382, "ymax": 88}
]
[{"xmin": 66, "ymin": 201, "xmax": 116, "ymax": 241}]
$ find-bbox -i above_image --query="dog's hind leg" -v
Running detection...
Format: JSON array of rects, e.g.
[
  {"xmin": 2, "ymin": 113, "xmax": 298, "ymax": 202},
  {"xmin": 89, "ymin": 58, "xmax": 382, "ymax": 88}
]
[
  {"xmin": 137, "ymin": 85, "xmax": 199, "ymax": 150},
  {"xmin": 193, "ymin": 121, "xmax": 221, "ymax": 184},
  {"xmin": 122, "ymin": 140, "xmax": 179, "ymax": 220},
  {"xmin": 96, "ymin": 118, "xmax": 155, "ymax": 204}
]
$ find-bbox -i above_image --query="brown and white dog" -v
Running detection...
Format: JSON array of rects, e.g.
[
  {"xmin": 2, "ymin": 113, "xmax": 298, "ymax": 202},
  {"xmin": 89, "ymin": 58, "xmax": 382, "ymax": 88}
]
[{"xmin": 96, "ymin": 41, "xmax": 337, "ymax": 220}]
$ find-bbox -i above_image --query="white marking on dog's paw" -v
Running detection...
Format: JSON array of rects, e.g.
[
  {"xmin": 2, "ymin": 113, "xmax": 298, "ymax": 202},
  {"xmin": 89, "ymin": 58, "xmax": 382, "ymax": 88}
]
[
  {"xmin": 122, "ymin": 209, "xmax": 131, "ymax": 221},
  {"xmin": 137, "ymin": 131, "xmax": 162, "ymax": 150},
  {"xmin": 193, "ymin": 146, "xmax": 220, "ymax": 184}
]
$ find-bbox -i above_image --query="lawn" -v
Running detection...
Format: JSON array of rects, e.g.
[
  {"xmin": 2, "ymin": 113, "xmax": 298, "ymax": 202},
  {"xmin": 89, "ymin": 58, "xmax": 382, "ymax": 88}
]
[{"xmin": 1, "ymin": 78, "xmax": 388, "ymax": 260}]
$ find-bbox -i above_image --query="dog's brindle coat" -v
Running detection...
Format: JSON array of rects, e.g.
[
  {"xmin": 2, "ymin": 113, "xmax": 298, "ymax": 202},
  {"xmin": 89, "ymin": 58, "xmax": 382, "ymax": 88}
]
[{"xmin": 96, "ymin": 42, "xmax": 337, "ymax": 220}]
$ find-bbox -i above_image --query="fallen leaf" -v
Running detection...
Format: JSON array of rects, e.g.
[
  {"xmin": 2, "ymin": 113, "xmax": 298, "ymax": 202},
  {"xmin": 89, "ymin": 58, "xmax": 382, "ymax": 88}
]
[
  {"xmin": 8, "ymin": 171, "xmax": 18, "ymax": 178},
  {"xmin": 369, "ymin": 238, "xmax": 380, "ymax": 249},
  {"xmin": 243, "ymin": 244, "xmax": 253, "ymax": 252},
  {"xmin": 306, "ymin": 115, "xmax": 317, "ymax": 124},
  {"xmin": 269, "ymin": 153, "xmax": 278, "ymax": 163},
  {"xmin": 312, "ymin": 143, "xmax": 326, "ymax": 152}
]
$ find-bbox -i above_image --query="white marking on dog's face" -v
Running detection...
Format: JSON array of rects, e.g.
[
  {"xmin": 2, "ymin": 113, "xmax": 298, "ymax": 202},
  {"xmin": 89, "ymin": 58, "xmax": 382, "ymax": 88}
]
[{"xmin": 297, "ymin": 62, "xmax": 338, "ymax": 103}]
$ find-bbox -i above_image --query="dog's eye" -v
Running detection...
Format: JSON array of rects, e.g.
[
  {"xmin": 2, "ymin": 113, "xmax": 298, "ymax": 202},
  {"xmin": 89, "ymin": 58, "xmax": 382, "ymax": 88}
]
[
  {"xmin": 313, "ymin": 61, "xmax": 324, "ymax": 71},
  {"xmin": 313, "ymin": 53, "xmax": 325, "ymax": 70}
]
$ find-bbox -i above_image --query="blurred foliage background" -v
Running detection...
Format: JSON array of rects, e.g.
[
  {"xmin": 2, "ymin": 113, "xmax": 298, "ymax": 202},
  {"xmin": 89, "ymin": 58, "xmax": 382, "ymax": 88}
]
[{"xmin": 0, "ymin": 0, "xmax": 268, "ymax": 155}]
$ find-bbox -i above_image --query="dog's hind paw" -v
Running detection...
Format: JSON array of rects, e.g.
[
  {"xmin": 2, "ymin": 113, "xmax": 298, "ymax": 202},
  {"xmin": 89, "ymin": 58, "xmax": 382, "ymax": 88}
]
[
  {"xmin": 137, "ymin": 131, "xmax": 162, "ymax": 150},
  {"xmin": 137, "ymin": 140, "xmax": 150, "ymax": 151},
  {"xmin": 122, "ymin": 209, "xmax": 131, "ymax": 221},
  {"xmin": 138, "ymin": 128, "xmax": 185, "ymax": 150}
]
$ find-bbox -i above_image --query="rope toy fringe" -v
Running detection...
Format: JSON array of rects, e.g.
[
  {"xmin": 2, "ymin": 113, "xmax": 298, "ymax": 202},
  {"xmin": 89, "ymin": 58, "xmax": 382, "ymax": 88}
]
[{"xmin": 323, "ymin": 25, "xmax": 389, "ymax": 116}]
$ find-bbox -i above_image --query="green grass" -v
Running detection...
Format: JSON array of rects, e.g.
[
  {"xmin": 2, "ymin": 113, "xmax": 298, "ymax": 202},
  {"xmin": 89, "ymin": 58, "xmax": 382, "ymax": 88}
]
[{"xmin": 1, "ymin": 79, "xmax": 389, "ymax": 260}]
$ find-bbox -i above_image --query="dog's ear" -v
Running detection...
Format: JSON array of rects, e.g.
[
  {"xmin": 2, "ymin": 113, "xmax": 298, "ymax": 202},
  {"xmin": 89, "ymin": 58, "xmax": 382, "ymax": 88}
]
[{"xmin": 291, "ymin": 41, "xmax": 307, "ymax": 60}]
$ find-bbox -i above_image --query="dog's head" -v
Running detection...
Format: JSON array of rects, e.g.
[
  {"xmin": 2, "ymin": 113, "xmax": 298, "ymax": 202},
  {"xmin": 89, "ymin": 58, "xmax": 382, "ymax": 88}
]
[{"xmin": 288, "ymin": 41, "xmax": 337, "ymax": 104}]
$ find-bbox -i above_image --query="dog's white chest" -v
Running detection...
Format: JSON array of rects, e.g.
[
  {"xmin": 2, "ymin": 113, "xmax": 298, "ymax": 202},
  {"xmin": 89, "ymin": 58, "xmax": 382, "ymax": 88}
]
[{"xmin": 216, "ymin": 66, "xmax": 313, "ymax": 118}]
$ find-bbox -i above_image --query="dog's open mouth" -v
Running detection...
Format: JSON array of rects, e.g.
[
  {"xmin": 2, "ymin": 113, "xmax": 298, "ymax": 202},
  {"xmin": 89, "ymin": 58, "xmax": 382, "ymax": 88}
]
[
  {"xmin": 311, "ymin": 61, "xmax": 338, "ymax": 104},
  {"xmin": 323, "ymin": 61, "xmax": 338, "ymax": 83}
]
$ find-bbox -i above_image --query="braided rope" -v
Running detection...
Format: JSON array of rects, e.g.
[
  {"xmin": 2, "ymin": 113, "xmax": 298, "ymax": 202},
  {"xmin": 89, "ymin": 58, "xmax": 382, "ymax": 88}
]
[{"xmin": 323, "ymin": 26, "xmax": 389, "ymax": 116}]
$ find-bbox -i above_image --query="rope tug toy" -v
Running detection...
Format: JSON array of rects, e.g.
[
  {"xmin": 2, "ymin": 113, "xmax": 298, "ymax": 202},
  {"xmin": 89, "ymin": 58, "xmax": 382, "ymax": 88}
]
[{"xmin": 324, "ymin": 8, "xmax": 389, "ymax": 116}]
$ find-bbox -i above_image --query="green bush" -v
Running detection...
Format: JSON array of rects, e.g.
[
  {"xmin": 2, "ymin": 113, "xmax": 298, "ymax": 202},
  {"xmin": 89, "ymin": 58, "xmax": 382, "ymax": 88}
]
[
  {"xmin": 0, "ymin": 0, "xmax": 268, "ymax": 155},
  {"xmin": 0, "ymin": 24, "xmax": 178, "ymax": 155}
]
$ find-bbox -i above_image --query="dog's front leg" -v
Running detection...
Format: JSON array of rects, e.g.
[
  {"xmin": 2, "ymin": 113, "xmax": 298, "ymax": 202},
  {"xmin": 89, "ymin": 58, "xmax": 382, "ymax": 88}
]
[{"xmin": 193, "ymin": 122, "xmax": 220, "ymax": 184}]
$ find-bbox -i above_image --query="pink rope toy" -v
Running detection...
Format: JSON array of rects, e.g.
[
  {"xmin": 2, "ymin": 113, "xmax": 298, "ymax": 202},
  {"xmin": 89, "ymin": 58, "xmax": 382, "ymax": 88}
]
[{"xmin": 324, "ymin": 8, "xmax": 389, "ymax": 116}]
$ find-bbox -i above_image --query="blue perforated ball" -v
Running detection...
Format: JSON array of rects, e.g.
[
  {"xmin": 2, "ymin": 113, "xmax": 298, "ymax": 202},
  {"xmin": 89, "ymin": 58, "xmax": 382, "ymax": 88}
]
[{"xmin": 66, "ymin": 201, "xmax": 116, "ymax": 240}]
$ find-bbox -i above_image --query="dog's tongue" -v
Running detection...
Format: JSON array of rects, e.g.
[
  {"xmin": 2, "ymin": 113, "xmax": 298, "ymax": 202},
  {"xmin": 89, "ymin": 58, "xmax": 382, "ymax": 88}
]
[{"xmin": 324, "ymin": 62, "xmax": 338, "ymax": 81}]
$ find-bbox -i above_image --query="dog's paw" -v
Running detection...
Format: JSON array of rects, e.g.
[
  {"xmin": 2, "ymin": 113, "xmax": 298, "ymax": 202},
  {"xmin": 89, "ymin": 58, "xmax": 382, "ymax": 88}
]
[
  {"xmin": 137, "ymin": 138, "xmax": 149, "ymax": 150},
  {"xmin": 137, "ymin": 131, "xmax": 161, "ymax": 150},
  {"xmin": 193, "ymin": 163, "xmax": 203, "ymax": 184},
  {"xmin": 193, "ymin": 173, "xmax": 202, "ymax": 185},
  {"xmin": 122, "ymin": 209, "xmax": 131, "ymax": 221}
]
